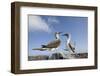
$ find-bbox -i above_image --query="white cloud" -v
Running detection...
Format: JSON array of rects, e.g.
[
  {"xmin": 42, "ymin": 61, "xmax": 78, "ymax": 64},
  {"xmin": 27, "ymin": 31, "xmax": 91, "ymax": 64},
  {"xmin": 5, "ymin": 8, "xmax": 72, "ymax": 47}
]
[
  {"xmin": 47, "ymin": 17, "xmax": 59, "ymax": 24},
  {"xmin": 29, "ymin": 15, "xmax": 51, "ymax": 33},
  {"xmin": 47, "ymin": 17, "xmax": 59, "ymax": 31}
]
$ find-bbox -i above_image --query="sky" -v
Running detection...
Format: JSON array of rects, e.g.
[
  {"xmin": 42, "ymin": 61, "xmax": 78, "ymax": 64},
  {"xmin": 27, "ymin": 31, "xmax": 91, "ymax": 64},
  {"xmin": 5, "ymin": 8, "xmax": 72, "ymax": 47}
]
[{"xmin": 28, "ymin": 15, "xmax": 88, "ymax": 56}]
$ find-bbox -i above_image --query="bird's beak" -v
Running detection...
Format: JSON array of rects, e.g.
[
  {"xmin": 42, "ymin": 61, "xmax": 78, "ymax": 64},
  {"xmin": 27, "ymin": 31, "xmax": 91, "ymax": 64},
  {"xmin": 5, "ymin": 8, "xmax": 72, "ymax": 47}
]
[{"xmin": 55, "ymin": 32, "xmax": 62, "ymax": 34}]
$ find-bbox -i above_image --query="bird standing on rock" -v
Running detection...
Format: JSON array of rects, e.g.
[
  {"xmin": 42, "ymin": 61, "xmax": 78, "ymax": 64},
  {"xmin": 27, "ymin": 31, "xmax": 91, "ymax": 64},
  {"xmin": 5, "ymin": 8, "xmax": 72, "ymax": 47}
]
[{"xmin": 32, "ymin": 32, "xmax": 62, "ymax": 51}]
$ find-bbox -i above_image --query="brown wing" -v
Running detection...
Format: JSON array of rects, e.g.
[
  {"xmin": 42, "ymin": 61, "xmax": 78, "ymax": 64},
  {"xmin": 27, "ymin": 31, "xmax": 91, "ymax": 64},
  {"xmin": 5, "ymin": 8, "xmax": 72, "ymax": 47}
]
[
  {"xmin": 69, "ymin": 43, "xmax": 75, "ymax": 53},
  {"xmin": 46, "ymin": 39, "xmax": 61, "ymax": 48}
]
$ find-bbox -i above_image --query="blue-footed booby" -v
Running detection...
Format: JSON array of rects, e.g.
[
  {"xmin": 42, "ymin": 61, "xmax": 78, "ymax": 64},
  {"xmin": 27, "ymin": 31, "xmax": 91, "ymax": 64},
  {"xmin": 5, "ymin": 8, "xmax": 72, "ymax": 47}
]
[
  {"xmin": 62, "ymin": 33, "xmax": 75, "ymax": 53},
  {"xmin": 41, "ymin": 32, "xmax": 62, "ymax": 51},
  {"xmin": 32, "ymin": 32, "xmax": 62, "ymax": 51}
]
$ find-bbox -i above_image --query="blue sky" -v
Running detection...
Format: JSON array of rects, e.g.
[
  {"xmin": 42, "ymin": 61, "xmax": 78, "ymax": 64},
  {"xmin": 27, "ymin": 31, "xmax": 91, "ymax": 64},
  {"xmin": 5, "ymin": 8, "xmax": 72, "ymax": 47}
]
[{"xmin": 28, "ymin": 15, "xmax": 88, "ymax": 56}]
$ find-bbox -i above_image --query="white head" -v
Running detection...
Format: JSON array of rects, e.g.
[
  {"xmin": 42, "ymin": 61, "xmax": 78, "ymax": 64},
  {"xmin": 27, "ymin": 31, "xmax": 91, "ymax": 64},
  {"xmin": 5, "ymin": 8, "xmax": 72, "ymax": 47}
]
[{"xmin": 55, "ymin": 32, "xmax": 62, "ymax": 39}]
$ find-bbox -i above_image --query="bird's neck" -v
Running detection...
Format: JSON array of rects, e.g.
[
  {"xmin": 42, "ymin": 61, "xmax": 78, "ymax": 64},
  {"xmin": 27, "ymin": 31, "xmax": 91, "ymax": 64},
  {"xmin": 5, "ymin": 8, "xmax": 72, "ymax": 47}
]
[
  {"xmin": 67, "ymin": 35, "xmax": 71, "ymax": 44},
  {"xmin": 55, "ymin": 34, "xmax": 60, "ymax": 39}
]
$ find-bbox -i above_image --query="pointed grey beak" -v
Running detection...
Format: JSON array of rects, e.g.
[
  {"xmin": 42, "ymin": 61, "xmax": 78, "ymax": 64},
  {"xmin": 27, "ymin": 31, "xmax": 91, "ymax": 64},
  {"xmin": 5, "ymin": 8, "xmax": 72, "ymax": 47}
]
[{"xmin": 55, "ymin": 32, "xmax": 62, "ymax": 34}]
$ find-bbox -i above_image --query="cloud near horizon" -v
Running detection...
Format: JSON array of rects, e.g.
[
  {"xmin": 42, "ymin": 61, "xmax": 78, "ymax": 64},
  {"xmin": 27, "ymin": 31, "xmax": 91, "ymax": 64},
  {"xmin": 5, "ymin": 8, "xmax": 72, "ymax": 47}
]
[
  {"xmin": 29, "ymin": 15, "xmax": 51, "ymax": 33},
  {"xmin": 29, "ymin": 15, "xmax": 59, "ymax": 33}
]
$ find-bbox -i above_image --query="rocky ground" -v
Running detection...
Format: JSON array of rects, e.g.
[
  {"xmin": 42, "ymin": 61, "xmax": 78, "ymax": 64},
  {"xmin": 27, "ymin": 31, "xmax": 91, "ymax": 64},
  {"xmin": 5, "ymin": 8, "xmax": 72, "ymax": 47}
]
[{"xmin": 28, "ymin": 52, "xmax": 88, "ymax": 61}]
